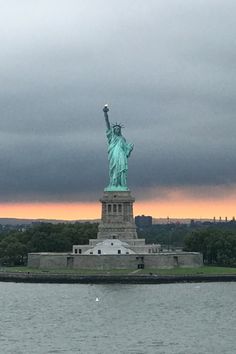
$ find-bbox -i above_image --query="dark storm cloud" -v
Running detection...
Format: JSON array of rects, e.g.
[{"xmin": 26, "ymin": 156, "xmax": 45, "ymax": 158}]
[{"xmin": 1, "ymin": 0, "xmax": 236, "ymax": 202}]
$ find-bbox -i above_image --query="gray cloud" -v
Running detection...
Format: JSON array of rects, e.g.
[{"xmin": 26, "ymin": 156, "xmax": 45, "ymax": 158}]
[{"xmin": 1, "ymin": 0, "xmax": 236, "ymax": 202}]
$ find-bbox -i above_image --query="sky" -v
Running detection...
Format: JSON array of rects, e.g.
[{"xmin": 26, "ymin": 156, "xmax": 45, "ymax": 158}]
[{"xmin": 0, "ymin": 0, "xmax": 236, "ymax": 220}]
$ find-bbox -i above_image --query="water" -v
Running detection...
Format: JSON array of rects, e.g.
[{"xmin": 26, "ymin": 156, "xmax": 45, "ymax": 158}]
[{"xmin": 0, "ymin": 282, "xmax": 235, "ymax": 354}]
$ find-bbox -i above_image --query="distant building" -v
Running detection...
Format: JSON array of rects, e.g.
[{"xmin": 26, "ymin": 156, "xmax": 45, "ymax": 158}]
[
  {"xmin": 190, "ymin": 219, "xmax": 195, "ymax": 226},
  {"xmin": 135, "ymin": 215, "xmax": 152, "ymax": 229}
]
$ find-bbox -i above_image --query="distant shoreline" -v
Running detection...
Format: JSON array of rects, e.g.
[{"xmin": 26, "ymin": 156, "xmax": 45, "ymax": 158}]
[
  {"xmin": 0, "ymin": 217, "xmax": 216, "ymax": 226},
  {"xmin": 0, "ymin": 272, "xmax": 236, "ymax": 284}
]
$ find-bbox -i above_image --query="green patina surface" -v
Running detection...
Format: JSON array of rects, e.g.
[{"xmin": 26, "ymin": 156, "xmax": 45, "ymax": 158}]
[{"xmin": 103, "ymin": 105, "xmax": 133, "ymax": 191}]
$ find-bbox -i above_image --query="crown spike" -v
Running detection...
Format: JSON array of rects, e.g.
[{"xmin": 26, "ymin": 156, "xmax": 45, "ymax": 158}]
[{"xmin": 112, "ymin": 122, "xmax": 125, "ymax": 129}]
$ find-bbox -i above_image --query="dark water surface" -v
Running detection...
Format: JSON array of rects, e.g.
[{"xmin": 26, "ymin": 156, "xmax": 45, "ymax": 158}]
[{"xmin": 0, "ymin": 282, "xmax": 235, "ymax": 354}]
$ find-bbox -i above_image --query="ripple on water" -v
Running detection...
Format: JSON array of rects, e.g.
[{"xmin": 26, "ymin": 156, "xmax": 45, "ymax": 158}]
[{"xmin": 0, "ymin": 282, "xmax": 235, "ymax": 354}]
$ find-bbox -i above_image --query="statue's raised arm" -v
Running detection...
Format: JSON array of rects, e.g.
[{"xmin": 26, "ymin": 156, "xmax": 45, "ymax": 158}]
[{"xmin": 103, "ymin": 104, "xmax": 110, "ymax": 130}]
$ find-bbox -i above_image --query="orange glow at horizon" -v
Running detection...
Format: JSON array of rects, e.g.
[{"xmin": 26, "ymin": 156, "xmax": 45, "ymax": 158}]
[
  {"xmin": 134, "ymin": 199, "xmax": 236, "ymax": 220},
  {"xmin": 0, "ymin": 203, "xmax": 101, "ymax": 220},
  {"xmin": 1, "ymin": 193, "xmax": 236, "ymax": 220}
]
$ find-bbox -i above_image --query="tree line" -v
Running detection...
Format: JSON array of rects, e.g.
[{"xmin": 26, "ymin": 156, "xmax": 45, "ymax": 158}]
[
  {"xmin": 0, "ymin": 222, "xmax": 235, "ymax": 267},
  {"xmin": 0, "ymin": 222, "xmax": 98, "ymax": 266},
  {"xmin": 184, "ymin": 229, "xmax": 236, "ymax": 266}
]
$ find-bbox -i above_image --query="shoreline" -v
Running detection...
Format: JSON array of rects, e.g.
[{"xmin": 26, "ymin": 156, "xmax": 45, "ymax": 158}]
[{"xmin": 0, "ymin": 271, "xmax": 236, "ymax": 284}]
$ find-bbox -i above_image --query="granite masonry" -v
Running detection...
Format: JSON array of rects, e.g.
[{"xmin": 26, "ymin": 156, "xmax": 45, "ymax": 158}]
[{"xmin": 28, "ymin": 190, "xmax": 203, "ymax": 270}]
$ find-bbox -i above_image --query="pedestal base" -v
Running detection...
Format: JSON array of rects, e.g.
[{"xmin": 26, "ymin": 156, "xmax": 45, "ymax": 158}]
[{"xmin": 97, "ymin": 190, "xmax": 138, "ymax": 240}]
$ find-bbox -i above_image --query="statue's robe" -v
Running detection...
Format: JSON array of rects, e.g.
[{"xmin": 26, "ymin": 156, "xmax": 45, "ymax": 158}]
[{"xmin": 106, "ymin": 129, "xmax": 133, "ymax": 188}]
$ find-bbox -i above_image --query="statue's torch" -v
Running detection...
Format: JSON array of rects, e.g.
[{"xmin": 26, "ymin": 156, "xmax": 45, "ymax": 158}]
[{"xmin": 103, "ymin": 104, "xmax": 109, "ymax": 113}]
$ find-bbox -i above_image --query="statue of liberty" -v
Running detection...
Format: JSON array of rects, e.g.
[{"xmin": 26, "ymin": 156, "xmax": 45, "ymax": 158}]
[{"xmin": 103, "ymin": 105, "xmax": 134, "ymax": 191}]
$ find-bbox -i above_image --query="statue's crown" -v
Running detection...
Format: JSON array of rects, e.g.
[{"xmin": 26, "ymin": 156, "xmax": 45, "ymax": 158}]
[{"xmin": 112, "ymin": 122, "xmax": 124, "ymax": 129}]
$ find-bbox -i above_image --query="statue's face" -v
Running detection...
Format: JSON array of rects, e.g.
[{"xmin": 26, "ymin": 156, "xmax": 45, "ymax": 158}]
[{"xmin": 113, "ymin": 126, "xmax": 121, "ymax": 135}]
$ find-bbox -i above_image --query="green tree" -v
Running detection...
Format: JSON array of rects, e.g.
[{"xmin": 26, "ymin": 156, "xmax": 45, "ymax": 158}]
[{"xmin": 184, "ymin": 229, "xmax": 236, "ymax": 266}]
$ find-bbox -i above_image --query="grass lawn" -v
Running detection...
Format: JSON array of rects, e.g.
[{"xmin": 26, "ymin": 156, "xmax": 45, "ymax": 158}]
[
  {"xmin": 1, "ymin": 266, "xmax": 236, "ymax": 276},
  {"xmin": 141, "ymin": 266, "xmax": 236, "ymax": 275}
]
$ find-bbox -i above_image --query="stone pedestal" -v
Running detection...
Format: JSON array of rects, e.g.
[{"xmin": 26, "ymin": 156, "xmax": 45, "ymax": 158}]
[{"xmin": 97, "ymin": 190, "xmax": 138, "ymax": 240}]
